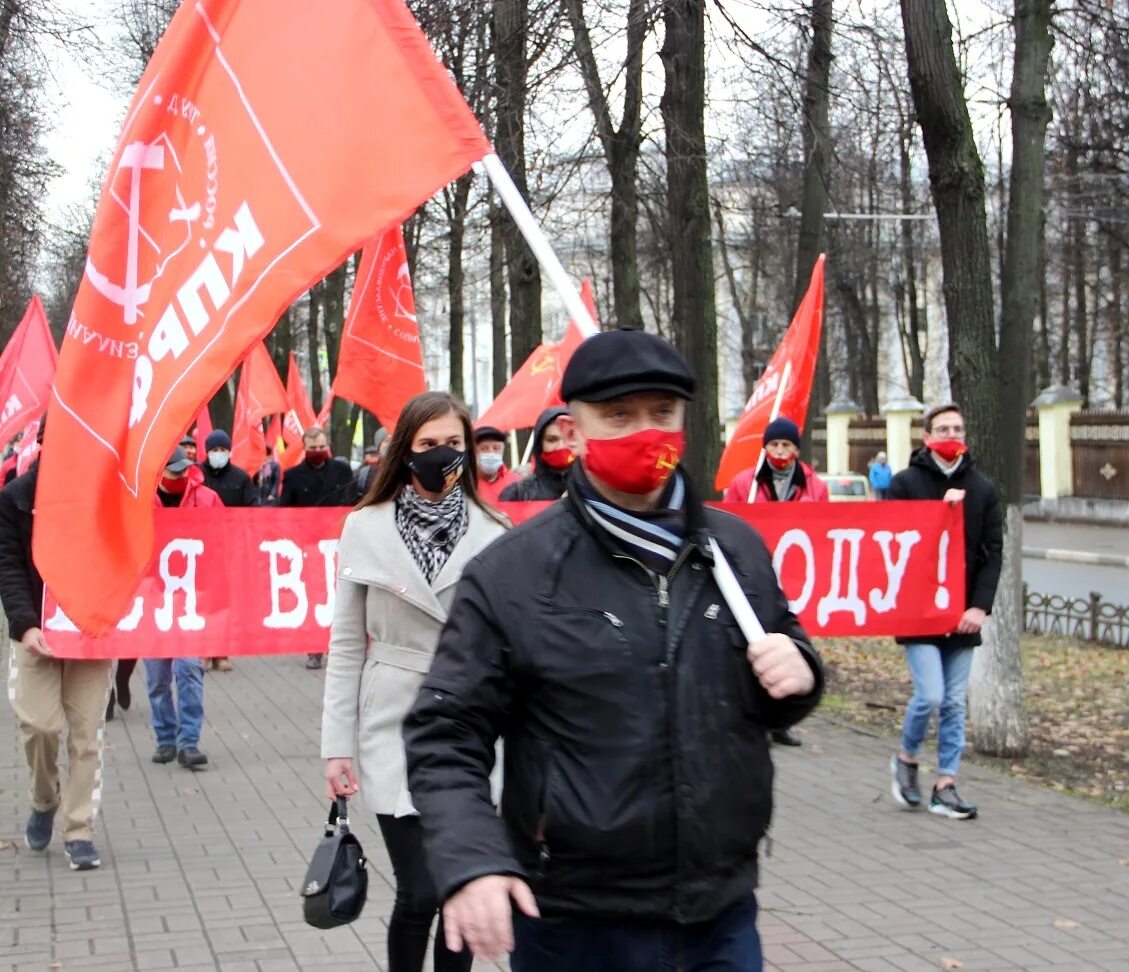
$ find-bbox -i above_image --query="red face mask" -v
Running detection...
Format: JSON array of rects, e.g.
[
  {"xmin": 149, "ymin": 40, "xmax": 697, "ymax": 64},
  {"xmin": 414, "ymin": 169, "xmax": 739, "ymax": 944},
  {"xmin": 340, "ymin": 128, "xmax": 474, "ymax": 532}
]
[
  {"xmin": 160, "ymin": 474, "xmax": 188, "ymax": 495},
  {"xmin": 541, "ymin": 447, "xmax": 574, "ymax": 471},
  {"xmin": 766, "ymin": 453, "xmax": 795, "ymax": 471},
  {"xmin": 584, "ymin": 428, "xmax": 685, "ymax": 495},
  {"xmin": 926, "ymin": 438, "xmax": 967, "ymax": 463},
  {"xmin": 306, "ymin": 447, "xmax": 332, "ymax": 468}
]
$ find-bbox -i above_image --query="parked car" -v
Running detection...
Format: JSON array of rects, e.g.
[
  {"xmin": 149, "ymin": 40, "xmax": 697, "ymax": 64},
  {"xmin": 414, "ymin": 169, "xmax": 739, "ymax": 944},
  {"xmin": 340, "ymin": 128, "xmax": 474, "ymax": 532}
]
[{"xmin": 818, "ymin": 473, "xmax": 872, "ymax": 502}]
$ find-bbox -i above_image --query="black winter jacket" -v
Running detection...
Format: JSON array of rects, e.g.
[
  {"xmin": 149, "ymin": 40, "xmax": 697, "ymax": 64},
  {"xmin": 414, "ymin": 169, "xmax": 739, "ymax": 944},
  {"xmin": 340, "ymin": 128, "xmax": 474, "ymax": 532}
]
[
  {"xmin": 889, "ymin": 447, "xmax": 1003, "ymax": 648},
  {"xmin": 200, "ymin": 462, "xmax": 261, "ymax": 508},
  {"xmin": 404, "ymin": 467, "xmax": 823, "ymax": 924},
  {"xmin": 0, "ymin": 464, "xmax": 42, "ymax": 641},
  {"xmin": 499, "ymin": 406, "xmax": 570, "ymax": 502},
  {"xmin": 279, "ymin": 458, "xmax": 358, "ymax": 507}
]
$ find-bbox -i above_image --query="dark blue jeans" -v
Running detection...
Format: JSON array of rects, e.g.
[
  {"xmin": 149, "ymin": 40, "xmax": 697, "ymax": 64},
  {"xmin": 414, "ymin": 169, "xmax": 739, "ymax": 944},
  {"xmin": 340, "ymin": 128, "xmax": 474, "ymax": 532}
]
[
  {"xmin": 143, "ymin": 658, "xmax": 204, "ymax": 750},
  {"xmin": 511, "ymin": 894, "xmax": 762, "ymax": 972}
]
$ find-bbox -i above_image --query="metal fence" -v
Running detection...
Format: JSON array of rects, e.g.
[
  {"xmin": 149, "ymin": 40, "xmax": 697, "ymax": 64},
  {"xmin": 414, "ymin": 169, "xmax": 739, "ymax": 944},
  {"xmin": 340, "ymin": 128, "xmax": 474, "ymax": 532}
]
[{"xmin": 1023, "ymin": 585, "xmax": 1129, "ymax": 649}]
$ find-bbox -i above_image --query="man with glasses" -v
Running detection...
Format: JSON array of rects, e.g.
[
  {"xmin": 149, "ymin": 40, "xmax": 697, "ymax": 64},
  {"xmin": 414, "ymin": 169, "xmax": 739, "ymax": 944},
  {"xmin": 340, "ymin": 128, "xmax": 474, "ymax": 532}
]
[{"xmin": 887, "ymin": 403, "xmax": 1002, "ymax": 820}]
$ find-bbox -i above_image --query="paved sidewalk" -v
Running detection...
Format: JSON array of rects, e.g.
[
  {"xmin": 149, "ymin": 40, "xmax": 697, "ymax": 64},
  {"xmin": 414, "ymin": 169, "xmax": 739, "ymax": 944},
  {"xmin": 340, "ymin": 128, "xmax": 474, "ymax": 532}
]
[{"xmin": 2, "ymin": 653, "xmax": 1128, "ymax": 971}]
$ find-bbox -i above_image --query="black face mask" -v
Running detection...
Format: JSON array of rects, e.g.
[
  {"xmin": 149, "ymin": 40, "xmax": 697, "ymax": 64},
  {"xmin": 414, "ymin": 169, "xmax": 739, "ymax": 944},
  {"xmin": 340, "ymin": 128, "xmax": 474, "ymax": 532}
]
[{"xmin": 406, "ymin": 445, "xmax": 465, "ymax": 494}]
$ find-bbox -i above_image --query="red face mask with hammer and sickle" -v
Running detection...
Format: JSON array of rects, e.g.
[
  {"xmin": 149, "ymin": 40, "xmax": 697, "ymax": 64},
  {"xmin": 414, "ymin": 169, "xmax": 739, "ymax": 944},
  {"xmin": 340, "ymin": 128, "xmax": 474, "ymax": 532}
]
[{"xmin": 585, "ymin": 428, "xmax": 686, "ymax": 494}]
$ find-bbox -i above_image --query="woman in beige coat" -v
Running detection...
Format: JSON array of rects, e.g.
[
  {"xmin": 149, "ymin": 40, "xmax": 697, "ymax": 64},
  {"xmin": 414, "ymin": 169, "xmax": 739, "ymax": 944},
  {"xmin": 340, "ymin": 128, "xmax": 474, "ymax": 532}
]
[{"xmin": 322, "ymin": 391, "xmax": 507, "ymax": 972}]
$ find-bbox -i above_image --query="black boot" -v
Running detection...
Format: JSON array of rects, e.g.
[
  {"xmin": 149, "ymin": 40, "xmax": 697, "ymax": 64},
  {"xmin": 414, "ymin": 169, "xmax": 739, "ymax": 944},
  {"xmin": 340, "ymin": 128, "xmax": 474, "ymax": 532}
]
[
  {"xmin": 116, "ymin": 659, "xmax": 136, "ymax": 711},
  {"xmin": 770, "ymin": 728, "xmax": 803, "ymax": 747}
]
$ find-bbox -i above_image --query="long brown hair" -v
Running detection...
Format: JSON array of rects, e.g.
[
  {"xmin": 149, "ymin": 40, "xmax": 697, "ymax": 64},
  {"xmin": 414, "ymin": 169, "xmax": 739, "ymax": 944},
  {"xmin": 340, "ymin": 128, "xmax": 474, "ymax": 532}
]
[{"xmin": 357, "ymin": 391, "xmax": 505, "ymax": 524}]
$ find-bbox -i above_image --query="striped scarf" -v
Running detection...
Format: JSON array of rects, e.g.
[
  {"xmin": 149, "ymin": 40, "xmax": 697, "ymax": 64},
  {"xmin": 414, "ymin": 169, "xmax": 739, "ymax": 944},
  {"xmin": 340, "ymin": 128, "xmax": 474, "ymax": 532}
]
[
  {"xmin": 395, "ymin": 484, "xmax": 468, "ymax": 584},
  {"xmin": 577, "ymin": 470, "xmax": 688, "ymax": 574}
]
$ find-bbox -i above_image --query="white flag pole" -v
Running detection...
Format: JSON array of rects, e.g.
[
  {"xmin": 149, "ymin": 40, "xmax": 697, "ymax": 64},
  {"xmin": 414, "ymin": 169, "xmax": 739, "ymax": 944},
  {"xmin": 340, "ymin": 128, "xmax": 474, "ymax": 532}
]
[
  {"xmin": 746, "ymin": 361, "xmax": 792, "ymax": 503},
  {"xmin": 478, "ymin": 154, "xmax": 599, "ymax": 339}
]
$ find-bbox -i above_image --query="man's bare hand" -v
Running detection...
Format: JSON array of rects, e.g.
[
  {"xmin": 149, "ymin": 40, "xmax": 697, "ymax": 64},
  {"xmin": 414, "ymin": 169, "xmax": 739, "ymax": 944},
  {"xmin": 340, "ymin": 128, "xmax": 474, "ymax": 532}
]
[
  {"xmin": 747, "ymin": 634, "xmax": 815, "ymax": 699},
  {"xmin": 442, "ymin": 874, "xmax": 539, "ymax": 960},
  {"xmin": 956, "ymin": 607, "xmax": 986, "ymax": 635},
  {"xmin": 943, "ymin": 488, "xmax": 966, "ymax": 506},
  {"xmin": 20, "ymin": 627, "xmax": 51, "ymax": 658}
]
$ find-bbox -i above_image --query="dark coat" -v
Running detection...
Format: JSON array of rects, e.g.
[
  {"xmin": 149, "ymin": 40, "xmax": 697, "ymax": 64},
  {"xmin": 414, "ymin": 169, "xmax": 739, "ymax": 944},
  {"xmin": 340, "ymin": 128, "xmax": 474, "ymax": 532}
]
[
  {"xmin": 200, "ymin": 461, "xmax": 260, "ymax": 508},
  {"xmin": 889, "ymin": 447, "xmax": 1003, "ymax": 648},
  {"xmin": 404, "ymin": 467, "xmax": 823, "ymax": 924},
  {"xmin": 279, "ymin": 458, "xmax": 358, "ymax": 507},
  {"xmin": 499, "ymin": 406, "xmax": 570, "ymax": 502},
  {"xmin": 0, "ymin": 464, "xmax": 42, "ymax": 640}
]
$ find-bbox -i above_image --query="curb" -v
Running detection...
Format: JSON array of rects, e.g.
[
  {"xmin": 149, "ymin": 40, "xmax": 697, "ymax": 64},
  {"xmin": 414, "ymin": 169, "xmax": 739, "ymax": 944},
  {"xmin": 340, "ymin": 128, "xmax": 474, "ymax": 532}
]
[{"xmin": 1022, "ymin": 547, "xmax": 1129, "ymax": 569}]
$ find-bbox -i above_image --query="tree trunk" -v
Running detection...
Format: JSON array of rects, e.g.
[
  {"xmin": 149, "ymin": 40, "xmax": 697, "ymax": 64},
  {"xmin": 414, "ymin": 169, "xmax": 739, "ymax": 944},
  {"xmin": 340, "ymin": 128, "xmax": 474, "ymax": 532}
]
[
  {"xmin": 660, "ymin": 0, "xmax": 720, "ymax": 491},
  {"xmin": 564, "ymin": 0, "xmax": 647, "ymax": 331},
  {"xmin": 306, "ymin": 285, "xmax": 324, "ymax": 412},
  {"xmin": 489, "ymin": 197, "xmax": 508, "ymax": 396},
  {"xmin": 794, "ymin": 0, "xmax": 833, "ymax": 417},
  {"xmin": 899, "ymin": 132, "xmax": 926, "ymax": 401},
  {"xmin": 446, "ymin": 173, "xmax": 472, "ymax": 399},
  {"xmin": 1112, "ymin": 241, "xmax": 1124, "ymax": 409},
  {"xmin": 493, "ymin": 0, "xmax": 542, "ymax": 373},
  {"xmin": 1072, "ymin": 212, "xmax": 1089, "ymax": 405},
  {"xmin": 970, "ymin": 0, "xmax": 1053, "ymax": 759},
  {"xmin": 900, "ymin": 0, "xmax": 1000, "ymax": 475}
]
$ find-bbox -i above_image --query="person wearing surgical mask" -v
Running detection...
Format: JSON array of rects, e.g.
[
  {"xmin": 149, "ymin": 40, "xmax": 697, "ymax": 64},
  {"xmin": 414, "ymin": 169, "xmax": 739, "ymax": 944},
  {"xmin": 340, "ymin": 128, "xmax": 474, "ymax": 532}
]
[
  {"xmin": 321, "ymin": 391, "xmax": 508, "ymax": 972},
  {"xmin": 198, "ymin": 429, "xmax": 259, "ymax": 672},
  {"xmin": 472, "ymin": 425, "xmax": 519, "ymax": 506}
]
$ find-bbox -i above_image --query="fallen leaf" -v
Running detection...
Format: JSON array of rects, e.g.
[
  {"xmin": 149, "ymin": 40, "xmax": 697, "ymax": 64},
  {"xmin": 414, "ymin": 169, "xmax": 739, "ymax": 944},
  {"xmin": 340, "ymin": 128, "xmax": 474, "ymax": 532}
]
[
  {"xmin": 941, "ymin": 958, "xmax": 963, "ymax": 970},
  {"xmin": 1054, "ymin": 917, "xmax": 1080, "ymax": 929},
  {"xmin": 1118, "ymin": 858, "xmax": 1129, "ymax": 866},
  {"xmin": 181, "ymin": 788, "xmax": 199, "ymax": 796},
  {"xmin": 809, "ymin": 744, "xmax": 825, "ymax": 755},
  {"xmin": 0, "ymin": 840, "xmax": 10, "ymax": 850}
]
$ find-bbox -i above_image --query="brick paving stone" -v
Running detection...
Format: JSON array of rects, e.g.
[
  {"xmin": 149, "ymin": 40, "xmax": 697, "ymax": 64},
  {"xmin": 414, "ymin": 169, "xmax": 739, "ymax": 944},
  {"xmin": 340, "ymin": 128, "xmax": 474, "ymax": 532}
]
[{"xmin": 3, "ymin": 652, "xmax": 1129, "ymax": 971}]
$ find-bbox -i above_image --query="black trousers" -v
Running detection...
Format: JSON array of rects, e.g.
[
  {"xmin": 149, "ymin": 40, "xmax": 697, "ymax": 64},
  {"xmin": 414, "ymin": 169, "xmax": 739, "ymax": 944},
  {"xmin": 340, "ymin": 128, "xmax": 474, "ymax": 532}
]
[{"xmin": 376, "ymin": 814, "xmax": 472, "ymax": 972}]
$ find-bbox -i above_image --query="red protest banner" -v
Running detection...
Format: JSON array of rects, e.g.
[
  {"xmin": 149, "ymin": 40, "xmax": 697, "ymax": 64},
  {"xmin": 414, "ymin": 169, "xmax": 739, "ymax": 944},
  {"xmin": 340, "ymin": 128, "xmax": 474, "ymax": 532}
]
[{"xmin": 42, "ymin": 501, "xmax": 963, "ymax": 659}]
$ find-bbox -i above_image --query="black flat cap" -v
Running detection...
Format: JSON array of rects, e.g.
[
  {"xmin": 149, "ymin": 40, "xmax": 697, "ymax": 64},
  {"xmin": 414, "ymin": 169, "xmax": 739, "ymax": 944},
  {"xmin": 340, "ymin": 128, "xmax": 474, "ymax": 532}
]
[
  {"xmin": 474, "ymin": 425, "xmax": 507, "ymax": 443},
  {"xmin": 561, "ymin": 327, "xmax": 696, "ymax": 403}
]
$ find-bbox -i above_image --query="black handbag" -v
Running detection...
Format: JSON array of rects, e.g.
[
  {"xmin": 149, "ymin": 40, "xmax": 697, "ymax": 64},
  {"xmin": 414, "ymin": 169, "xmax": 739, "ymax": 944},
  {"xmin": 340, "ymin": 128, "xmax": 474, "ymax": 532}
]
[{"xmin": 300, "ymin": 796, "xmax": 368, "ymax": 928}]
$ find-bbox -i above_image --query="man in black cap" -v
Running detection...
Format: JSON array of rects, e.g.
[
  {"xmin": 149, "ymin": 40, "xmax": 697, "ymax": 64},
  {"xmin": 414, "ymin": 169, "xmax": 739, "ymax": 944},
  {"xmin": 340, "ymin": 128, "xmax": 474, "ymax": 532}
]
[
  {"xmin": 473, "ymin": 425, "xmax": 520, "ymax": 505},
  {"xmin": 402, "ymin": 327, "xmax": 823, "ymax": 971}
]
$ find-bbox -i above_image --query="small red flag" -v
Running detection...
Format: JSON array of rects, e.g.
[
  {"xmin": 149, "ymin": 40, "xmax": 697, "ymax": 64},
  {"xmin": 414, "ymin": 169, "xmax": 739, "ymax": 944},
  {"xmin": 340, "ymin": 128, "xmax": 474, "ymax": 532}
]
[
  {"xmin": 231, "ymin": 342, "xmax": 288, "ymax": 475},
  {"xmin": 279, "ymin": 353, "xmax": 318, "ymax": 471},
  {"xmin": 331, "ymin": 226, "xmax": 426, "ymax": 430},
  {"xmin": 715, "ymin": 255, "xmax": 825, "ymax": 492},
  {"xmin": 0, "ymin": 296, "xmax": 57, "ymax": 447},
  {"xmin": 477, "ymin": 278, "xmax": 595, "ymax": 432},
  {"xmin": 193, "ymin": 402, "xmax": 214, "ymax": 456},
  {"xmin": 35, "ymin": 0, "xmax": 491, "ymax": 632}
]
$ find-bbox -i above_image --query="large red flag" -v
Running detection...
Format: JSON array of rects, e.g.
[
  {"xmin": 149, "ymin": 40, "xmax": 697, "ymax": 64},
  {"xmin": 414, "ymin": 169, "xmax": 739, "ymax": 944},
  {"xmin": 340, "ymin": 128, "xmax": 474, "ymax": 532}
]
[
  {"xmin": 231, "ymin": 342, "xmax": 288, "ymax": 474},
  {"xmin": 477, "ymin": 278, "xmax": 595, "ymax": 432},
  {"xmin": 715, "ymin": 255, "xmax": 826, "ymax": 492},
  {"xmin": 331, "ymin": 226, "xmax": 426, "ymax": 430},
  {"xmin": 34, "ymin": 0, "xmax": 491, "ymax": 633},
  {"xmin": 0, "ymin": 296, "xmax": 58, "ymax": 446},
  {"xmin": 193, "ymin": 402, "xmax": 213, "ymax": 456},
  {"xmin": 279, "ymin": 353, "xmax": 318, "ymax": 471}
]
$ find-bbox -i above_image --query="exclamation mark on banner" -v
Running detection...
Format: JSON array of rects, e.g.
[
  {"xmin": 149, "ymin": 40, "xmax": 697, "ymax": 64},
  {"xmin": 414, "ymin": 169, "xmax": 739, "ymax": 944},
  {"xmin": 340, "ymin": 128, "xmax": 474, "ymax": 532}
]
[{"xmin": 934, "ymin": 530, "xmax": 950, "ymax": 610}]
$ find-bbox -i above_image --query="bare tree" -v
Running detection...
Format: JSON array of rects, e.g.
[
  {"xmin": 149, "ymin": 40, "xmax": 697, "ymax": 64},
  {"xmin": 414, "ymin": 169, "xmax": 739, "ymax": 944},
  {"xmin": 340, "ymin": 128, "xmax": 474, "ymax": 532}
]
[{"xmin": 660, "ymin": 0, "xmax": 719, "ymax": 489}]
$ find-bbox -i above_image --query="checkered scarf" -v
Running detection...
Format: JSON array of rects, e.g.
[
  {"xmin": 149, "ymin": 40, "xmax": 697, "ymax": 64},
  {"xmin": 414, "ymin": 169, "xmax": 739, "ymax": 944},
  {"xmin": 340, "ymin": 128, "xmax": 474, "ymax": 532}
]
[{"xmin": 395, "ymin": 484, "xmax": 469, "ymax": 584}]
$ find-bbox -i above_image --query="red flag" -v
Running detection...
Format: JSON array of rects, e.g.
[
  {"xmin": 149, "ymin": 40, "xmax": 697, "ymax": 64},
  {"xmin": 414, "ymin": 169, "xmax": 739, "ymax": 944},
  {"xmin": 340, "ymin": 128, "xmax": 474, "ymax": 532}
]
[
  {"xmin": 477, "ymin": 278, "xmax": 595, "ymax": 432},
  {"xmin": 315, "ymin": 391, "xmax": 335, "ymax": 430},
  {"xmin": 331, "ymin": 227, "xmax": 426, "ymax": 430},
  {"xmin": 279, "ymin": 353, "xmax": 318, "ymax": 471},
  {"xmin": 715, "ymin": 255, "xmax": 825, "ymax": 492},
  {"xmin": 193, "ymin": 402, "xmax": 213, "ymax": 456},
  {"xmin": 34, "ymin": 0, "xmax": 491, "ymax": 633},
  {"xmin": 14, "ymin": 418, "xmax": 42, "ymax": 476},
  {"xmin": 0, "ymin": 296, "xmax": 58, "ymax": 447},
  {"xmin": 231, "ymin": 342, "xmax": 288, "ymax": 474}
]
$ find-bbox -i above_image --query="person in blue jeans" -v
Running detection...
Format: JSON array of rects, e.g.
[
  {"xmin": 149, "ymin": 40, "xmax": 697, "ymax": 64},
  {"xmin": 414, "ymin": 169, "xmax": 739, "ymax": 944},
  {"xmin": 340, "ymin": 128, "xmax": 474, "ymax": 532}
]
[
  {"xmin": 887, "ymin": 403, "xmax": 1002, "ymax": 819},
  {"xmin": 868, "ymin": 451, "xmax": 893, "ymax": 499},
  {"xmin": 144, "ymin": 657, "xmax": 208, "ymax": 768}
]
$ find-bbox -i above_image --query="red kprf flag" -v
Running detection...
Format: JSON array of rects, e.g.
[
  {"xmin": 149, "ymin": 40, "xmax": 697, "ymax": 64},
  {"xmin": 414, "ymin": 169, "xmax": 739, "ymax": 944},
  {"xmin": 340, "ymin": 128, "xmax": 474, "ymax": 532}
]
[
  {"xmin": 280, "ymin": 352, "xmax": 318, "ymax": 471},
  {"xmin": 231, "ymin": 342, "xmax": 288, "ymax": 474},
  {"xmin": 0, "ymin": 296, "xmax": 58, "ymax": 446},
  {"xmin": 331, "ymin": 226, "xmax": 426, "ymax": 430},
  {"xmin": 715, "ymin": 255, "xmax": 825, "ymax": 492},
  {"xmin": 34, "ymin": 0, "xmax": 492, "ymax": 633},
  {"xmin": 193, "ymin": 402, "xmax": 213, "ymax": 456},
  {"xmin": 477, "ymin": 277, "xmax": 595, "ymax": 432}
]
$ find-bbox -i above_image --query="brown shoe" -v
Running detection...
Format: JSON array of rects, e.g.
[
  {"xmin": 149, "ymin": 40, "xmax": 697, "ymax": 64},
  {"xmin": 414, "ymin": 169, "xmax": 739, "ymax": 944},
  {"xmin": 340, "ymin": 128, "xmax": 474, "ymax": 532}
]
[{"xmin": 214, "ymin": 657, "xmax": 233, "ymax": 672}]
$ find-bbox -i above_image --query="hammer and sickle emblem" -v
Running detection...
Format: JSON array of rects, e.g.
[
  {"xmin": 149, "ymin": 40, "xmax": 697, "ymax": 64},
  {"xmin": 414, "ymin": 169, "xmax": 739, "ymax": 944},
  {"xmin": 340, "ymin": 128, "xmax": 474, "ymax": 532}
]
[
  {"xmin": 655, "ymin": 444, "xmax": 679, "ymax": 475},
  {"xmin": 529, "ymin": 351, "xmax": 556, "ymax": 376}
]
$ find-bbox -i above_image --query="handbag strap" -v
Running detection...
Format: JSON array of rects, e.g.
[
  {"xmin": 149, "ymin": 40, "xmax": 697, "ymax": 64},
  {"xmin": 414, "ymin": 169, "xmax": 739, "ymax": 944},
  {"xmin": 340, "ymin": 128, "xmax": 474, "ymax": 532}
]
[{"xmin": 325, "ymin": 796, "xmax": 351, "ymax": 836}]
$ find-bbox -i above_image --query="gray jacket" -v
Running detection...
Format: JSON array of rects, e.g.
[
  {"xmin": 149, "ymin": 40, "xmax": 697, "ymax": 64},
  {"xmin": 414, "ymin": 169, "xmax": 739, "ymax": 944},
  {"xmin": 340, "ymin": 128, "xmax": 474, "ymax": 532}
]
[{"xmin": 320, "ymin": 498, "xmax": 507, "ymax": 815}]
